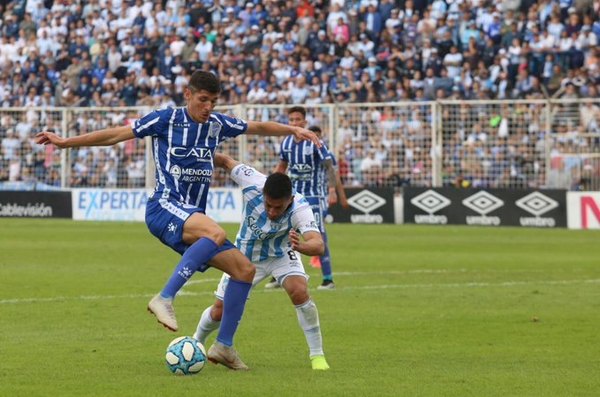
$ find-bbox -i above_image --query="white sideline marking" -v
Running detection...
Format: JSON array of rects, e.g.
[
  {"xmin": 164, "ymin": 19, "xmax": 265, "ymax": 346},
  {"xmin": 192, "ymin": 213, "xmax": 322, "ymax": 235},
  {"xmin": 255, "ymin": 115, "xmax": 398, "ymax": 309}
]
[{"xmin": 1, "ymin": 278, "xmax": 599, "ymax": 305}]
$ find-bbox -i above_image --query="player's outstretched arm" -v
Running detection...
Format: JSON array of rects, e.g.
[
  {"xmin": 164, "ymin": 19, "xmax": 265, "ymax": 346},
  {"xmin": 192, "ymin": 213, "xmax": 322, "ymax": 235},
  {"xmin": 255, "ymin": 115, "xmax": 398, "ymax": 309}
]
[
  {"xmin": 246, "ymin": 121, "xmax": 321, "ymax": 147},
  {"xmin": 289, "ymin": 230, "xmax": 324, "ymax": 256},
  {"xmin": 35, "ymin": 126, "xmax": 135, "ymax": 148},
  {"xmin": 214, "ymin": 153, "xmax": 241, "ymax": 173}
]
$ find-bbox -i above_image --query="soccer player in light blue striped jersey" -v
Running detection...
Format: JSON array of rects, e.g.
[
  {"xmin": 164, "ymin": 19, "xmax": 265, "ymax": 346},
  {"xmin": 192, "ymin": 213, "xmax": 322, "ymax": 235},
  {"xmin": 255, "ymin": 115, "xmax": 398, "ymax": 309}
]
[
  {"xmin": 35, "ymin": 71, "xmax": 320, "ymax": 370},
  {"xmin": 194, "ymin": 153, "xmax": 331, "ymax": 370},
  {"xmin": 269, "ymin": 106, "xmax": 348, "ymax": 290}
]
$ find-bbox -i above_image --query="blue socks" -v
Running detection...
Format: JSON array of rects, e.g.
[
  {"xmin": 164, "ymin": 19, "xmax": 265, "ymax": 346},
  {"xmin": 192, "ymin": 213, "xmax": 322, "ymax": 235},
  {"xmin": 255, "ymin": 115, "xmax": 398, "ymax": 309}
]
[
  {"xmin": 160, "ymin": 237, "xmax": 219, "ymax": 299},
  {"xmin": 216, "ymin": 278, "xmax": 252, "ymax": 347},
  {"xmin": 320, "ymin": 230, "xmax": 332, "ymax": 280}
]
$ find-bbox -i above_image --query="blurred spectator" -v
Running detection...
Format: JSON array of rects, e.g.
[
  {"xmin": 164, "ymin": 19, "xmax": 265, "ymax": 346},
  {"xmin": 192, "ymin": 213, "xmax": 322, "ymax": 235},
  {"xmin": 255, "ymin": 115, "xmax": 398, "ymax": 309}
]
[{"xmin": 0, "ymin": 0, "xmax": 598, "ymax": 191}]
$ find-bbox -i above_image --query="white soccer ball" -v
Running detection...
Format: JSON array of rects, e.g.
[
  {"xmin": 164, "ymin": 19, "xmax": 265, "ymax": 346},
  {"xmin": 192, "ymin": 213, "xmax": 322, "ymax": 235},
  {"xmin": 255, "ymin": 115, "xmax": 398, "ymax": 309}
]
[{"xmin": 165, "ymin": 336, "xmax": 207, "ymax": 375}]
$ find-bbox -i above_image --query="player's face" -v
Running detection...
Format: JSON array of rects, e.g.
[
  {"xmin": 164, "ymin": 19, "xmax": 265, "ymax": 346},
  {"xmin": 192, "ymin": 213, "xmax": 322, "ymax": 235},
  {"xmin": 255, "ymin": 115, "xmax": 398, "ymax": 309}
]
[
  {"xmin": 287, "ymin": 111, "xmax": 307, "ymax": 128},
  {"xmin": 264, "ymin": 195, "xmax": 293, "ymax": 220},
  {"xmin": 185, "ymin": 88, "xmax": 218, "ymax": 123}
]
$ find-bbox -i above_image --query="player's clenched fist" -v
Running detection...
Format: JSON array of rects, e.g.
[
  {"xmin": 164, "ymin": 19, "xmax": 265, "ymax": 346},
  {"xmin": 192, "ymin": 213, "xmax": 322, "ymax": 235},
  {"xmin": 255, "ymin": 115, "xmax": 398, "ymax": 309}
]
[{"xmin": 289, "ymin": 229, "xmax": 301, "ymax": 251}]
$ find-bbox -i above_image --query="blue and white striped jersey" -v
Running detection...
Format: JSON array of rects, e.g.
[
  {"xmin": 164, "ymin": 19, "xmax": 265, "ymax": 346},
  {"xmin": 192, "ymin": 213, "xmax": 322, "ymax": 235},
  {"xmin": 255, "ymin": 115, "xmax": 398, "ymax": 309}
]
[
  {"xmin": 230, "ymin": 164, "xmax": 320, "ymax": 263},
  {"xmin": 132, "ymin": 107, "xmax": 247, "ymax": 210},
  {"xmin": 279, "ymin": 136, "xmax": 335, "ymax": 198}
]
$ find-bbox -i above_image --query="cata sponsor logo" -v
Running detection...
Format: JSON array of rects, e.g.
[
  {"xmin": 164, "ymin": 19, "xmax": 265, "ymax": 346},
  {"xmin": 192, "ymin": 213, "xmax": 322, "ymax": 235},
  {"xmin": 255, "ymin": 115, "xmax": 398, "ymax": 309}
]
[
  {"xmin": 410, "ymin": 189, "xmax": 451, "ymax": 224},
  {"xmin": 462, "ymin": 191, "xmax": 503, "ymax": 226},
  {"xmin": 347, "ymin": 190, "xmax": 386, "ymax": 223},
  {"xmin": 515, "ymin": 192, "xmax": 559, "ymax": 227},
  {"xmin": 170, "ymin": 146, "xmax": 213, "ymax": 162}
]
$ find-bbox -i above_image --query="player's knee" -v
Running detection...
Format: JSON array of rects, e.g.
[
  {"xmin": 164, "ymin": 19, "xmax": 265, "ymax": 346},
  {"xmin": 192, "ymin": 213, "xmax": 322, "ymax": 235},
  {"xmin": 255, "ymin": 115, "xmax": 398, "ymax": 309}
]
[
  {"xmin": 288, "ymin": 286, "xmax": 309, "ymax": 305},
  {"xmin": 238, "ymin": 263, "xmax": 255, "ymax": 282},
  {"xmin": 229, "ymin": 261, "xmax": 255, "ymax": 282},
  {"xmin": 205, "ymin": 226, "xmax": 227, "ymax": 246},
  {"xmin": 211, "ymin": 301, "xmax": 224, "ymax": 322}
]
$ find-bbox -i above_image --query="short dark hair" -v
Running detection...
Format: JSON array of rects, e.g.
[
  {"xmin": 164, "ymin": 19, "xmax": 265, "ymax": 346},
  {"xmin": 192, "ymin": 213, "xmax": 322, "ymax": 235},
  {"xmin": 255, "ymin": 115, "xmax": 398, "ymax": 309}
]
[
  {"xmin": 264, "ymin": 173, "xmax": 292, "ymax": 200},
  {"xmin": 287, "ymin": 106, "xmax": 306, "ymax": 118},
  {"xmin": 189, "ymin": 71, "xmax": 221, "ymax": 94},
  {"xmin": 308, "ymin": 125, "xmax": 322, "ymax": 136}
]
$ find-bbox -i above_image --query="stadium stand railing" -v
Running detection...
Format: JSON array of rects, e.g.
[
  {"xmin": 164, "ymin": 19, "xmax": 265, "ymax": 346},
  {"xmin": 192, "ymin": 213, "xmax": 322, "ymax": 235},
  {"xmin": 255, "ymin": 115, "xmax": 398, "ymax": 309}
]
[{"xmin": 0, "ymin": 99, "xmax": 598, "ymax": 191}]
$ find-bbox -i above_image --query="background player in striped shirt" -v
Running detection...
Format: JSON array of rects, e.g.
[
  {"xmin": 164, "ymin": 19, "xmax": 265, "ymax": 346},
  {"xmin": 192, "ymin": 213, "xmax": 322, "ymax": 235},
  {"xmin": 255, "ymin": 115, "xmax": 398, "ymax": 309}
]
[
  {"xmin": 194, "ymin": 153, "xmax": 330, "ymax": 370},
  {"xmin": 266, "ymin": 106, "xmax": 348, "ymax": 290},
  {"xmin": 35, "ymin": 71, "xmax": 320, "ymax": 370}
]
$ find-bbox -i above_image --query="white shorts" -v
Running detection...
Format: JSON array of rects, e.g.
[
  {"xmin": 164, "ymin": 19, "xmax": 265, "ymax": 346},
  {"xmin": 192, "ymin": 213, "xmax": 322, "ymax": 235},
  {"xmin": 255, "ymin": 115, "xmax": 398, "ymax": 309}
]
[{"xmin": 214, "ymin": 249, "xmax": 308, "ymax": 300}]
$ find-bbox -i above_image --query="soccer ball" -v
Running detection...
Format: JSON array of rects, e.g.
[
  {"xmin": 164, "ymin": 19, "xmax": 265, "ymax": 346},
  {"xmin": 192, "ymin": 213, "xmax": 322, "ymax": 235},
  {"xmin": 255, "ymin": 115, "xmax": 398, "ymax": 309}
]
[{"xmin": 165, "ymin": 336, "xmax": 207, "ymax": 375}]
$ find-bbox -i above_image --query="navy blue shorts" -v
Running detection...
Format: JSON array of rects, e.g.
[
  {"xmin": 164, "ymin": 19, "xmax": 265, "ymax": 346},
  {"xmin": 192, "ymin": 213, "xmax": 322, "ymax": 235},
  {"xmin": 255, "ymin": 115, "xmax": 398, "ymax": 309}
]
[{"xmin": 145, "ymin": 198, "xmax": 236, "ymax": 270}]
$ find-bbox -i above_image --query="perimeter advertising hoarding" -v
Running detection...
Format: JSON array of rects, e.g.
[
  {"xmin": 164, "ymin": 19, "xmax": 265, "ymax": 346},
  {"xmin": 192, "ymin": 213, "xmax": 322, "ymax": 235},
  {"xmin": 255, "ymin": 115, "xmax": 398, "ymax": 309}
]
[
  {"xmin": 327, "ymin": 188, "xmax": 395, "ymax": 224},
  {"xmin": 567, "ymin": 192, "xmax": 600, "ymax": 229},
  {"xmin": 404, "ymin": 187, "xmax": 567, "ymax": 228},
  {"xmin": 72, "ymin": 188, "xmax": 243, "ymax": 222},
  {"xmin": 0, "ymin": 191, "xmax": 72, "ymax": 218}
]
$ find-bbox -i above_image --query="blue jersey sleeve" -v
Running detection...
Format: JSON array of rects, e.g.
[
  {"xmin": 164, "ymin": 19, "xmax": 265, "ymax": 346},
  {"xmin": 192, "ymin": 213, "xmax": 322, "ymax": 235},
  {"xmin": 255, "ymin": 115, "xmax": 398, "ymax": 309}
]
[
  {"xmin": 316, "ymin": 140, "xmax": 335, "ymax": 164},
  {"xmin": 212, "ymin": 112, "xmax": 248, "ymax": 140},
  {"xmin": 132, "ymin": 108, "xmax": 172, "ymax": 138},
  {"xmin": 279, "ymin": 138, "xmax": 289, "ymax": 162}
]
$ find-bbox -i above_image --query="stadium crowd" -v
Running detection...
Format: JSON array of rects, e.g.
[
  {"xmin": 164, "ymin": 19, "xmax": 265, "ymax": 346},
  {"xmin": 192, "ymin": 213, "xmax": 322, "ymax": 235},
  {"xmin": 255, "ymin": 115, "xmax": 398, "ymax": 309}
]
[{"xmin": 0, "ymin": 0, "xmax": 599, "ymax": 189}]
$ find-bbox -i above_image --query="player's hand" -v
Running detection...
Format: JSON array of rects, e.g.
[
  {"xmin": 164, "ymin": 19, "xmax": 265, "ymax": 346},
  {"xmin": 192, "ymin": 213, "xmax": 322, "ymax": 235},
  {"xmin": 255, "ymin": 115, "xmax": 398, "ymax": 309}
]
[
  {"xmin": 340, "ymin": 196, "xmax": 350, "ymax": 210},
  {"xmin": 35, "ymin": 131, "xmax": 68, "ymax": 148},
  {"xmin": 292, "ymin": 126, "xmax": 322, "ymax": 148},
  {"xmin": 328, "ymin": 189, "xmax": 338, "ymax": 206},
  {"xmin": 289, "ymin": 229, "xmax": 301, "ymax": 251}
]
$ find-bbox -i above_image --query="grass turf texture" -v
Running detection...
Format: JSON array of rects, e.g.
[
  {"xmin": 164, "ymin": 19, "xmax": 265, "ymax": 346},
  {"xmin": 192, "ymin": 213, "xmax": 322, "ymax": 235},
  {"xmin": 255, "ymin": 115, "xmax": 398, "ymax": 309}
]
[{"xmin": 1, "ymin": 219, "xmax": 599, "ymax": 397}]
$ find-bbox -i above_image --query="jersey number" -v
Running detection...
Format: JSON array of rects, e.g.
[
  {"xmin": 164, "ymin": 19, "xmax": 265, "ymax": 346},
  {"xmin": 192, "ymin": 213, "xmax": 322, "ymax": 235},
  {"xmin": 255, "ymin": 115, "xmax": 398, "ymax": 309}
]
[{"xmin": 287, "ymin": 250, "xmax": 298, "ymax": 261}]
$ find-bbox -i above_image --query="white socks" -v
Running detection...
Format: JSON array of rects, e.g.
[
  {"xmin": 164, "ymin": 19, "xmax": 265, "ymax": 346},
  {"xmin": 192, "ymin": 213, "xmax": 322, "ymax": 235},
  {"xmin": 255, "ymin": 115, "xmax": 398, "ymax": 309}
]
[
  {"xmin": 295, "ymin": 299, "xmax": 324, "ymax": 357},
  {"xmin": 195, "ymin": 300, "xmax": 324, "ymax": 358},
  {"xmin": 194, "ymin": 306, "xmax": 220, "ymax": 345}
]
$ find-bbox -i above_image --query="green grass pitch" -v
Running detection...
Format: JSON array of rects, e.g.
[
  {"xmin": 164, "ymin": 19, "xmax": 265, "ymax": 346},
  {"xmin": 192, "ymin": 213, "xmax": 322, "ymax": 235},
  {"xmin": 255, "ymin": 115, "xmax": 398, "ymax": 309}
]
[{"xmin": 1, "ymin": 219, "xmax": 599, "ymax": 397}]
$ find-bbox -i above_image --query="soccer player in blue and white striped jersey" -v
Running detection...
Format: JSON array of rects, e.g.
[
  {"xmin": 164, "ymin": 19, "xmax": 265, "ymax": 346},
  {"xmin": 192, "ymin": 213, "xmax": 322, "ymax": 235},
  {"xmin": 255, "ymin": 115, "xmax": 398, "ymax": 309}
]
[
  {"xmin": 194, "ymin": 153, "xmax": 331, "ymax": 370},
  {"xmin": 35, "ymin": 71, "xmax": 320, "ymax": 370},
  {"xmin": 271, "ymin": 106, "xmax": 348, "ymax": 290}
]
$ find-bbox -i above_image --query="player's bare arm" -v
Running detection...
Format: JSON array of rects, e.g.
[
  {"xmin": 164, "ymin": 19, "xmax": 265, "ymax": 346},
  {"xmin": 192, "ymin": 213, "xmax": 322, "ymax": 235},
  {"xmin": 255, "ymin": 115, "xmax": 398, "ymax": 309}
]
[
  {"xmin": 246, "ymin": 121, "xmax": 322, "ymax": 147},
  {"xmin": 334, "ymin": 171, "xmax": 349, "ymax": 209},
  {"xmin": 274, "ymin": 159, "xmax": 288, "ymax": 174},
  {"xmin": 213, "ymin": 153, "xmax": 241, "ymax": 172},
  {"xmin": 323, "ymin": 159, "xmax": 349, "ymax": 208},
  {"xmin": 289, "ymin": 230, "xmax": 324, "ymax": 256},
  {"xmin": 35, "ymin": 126, "xmax": 135, "ymax": 148}
]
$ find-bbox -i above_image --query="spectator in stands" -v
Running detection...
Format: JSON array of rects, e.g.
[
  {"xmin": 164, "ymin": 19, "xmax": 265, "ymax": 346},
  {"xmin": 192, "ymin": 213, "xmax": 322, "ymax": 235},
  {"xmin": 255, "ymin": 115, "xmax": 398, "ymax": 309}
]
[{"xmin": 0, "ymin": 0, "xmax": 598, "ymax": 191}]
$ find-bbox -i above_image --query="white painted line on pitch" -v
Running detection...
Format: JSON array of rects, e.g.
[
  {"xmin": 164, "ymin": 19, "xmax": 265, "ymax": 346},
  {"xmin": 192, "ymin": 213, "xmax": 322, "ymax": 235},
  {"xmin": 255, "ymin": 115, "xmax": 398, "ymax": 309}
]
[
  {"xmin": 2, "ymin": 278, "xmax": 600, "ymax": 305},
  {"xmin": 330, "ymin": 278, "xmax": 600, "ymax": 291},
  {"xmin": 186, "ymin": 278, "xmax": 221, "ymax": 285},
  {"xmin": 332, "ymin": 269, "xmax": 468, "ymax": 276}
]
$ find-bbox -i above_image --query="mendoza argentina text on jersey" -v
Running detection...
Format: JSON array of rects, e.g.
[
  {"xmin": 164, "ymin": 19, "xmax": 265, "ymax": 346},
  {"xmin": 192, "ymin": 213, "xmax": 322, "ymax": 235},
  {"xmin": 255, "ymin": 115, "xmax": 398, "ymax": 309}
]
[
  {"xmin": 132, "ymin": 107, "xmax": 247, "ymax": 210},
  {"xmin": 279, "ymin": 136, "xmax": 336, "ymax": 198},
  {"xmin": 230, "ymin": 164, "xmax": 320, "ymax": 263}
]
